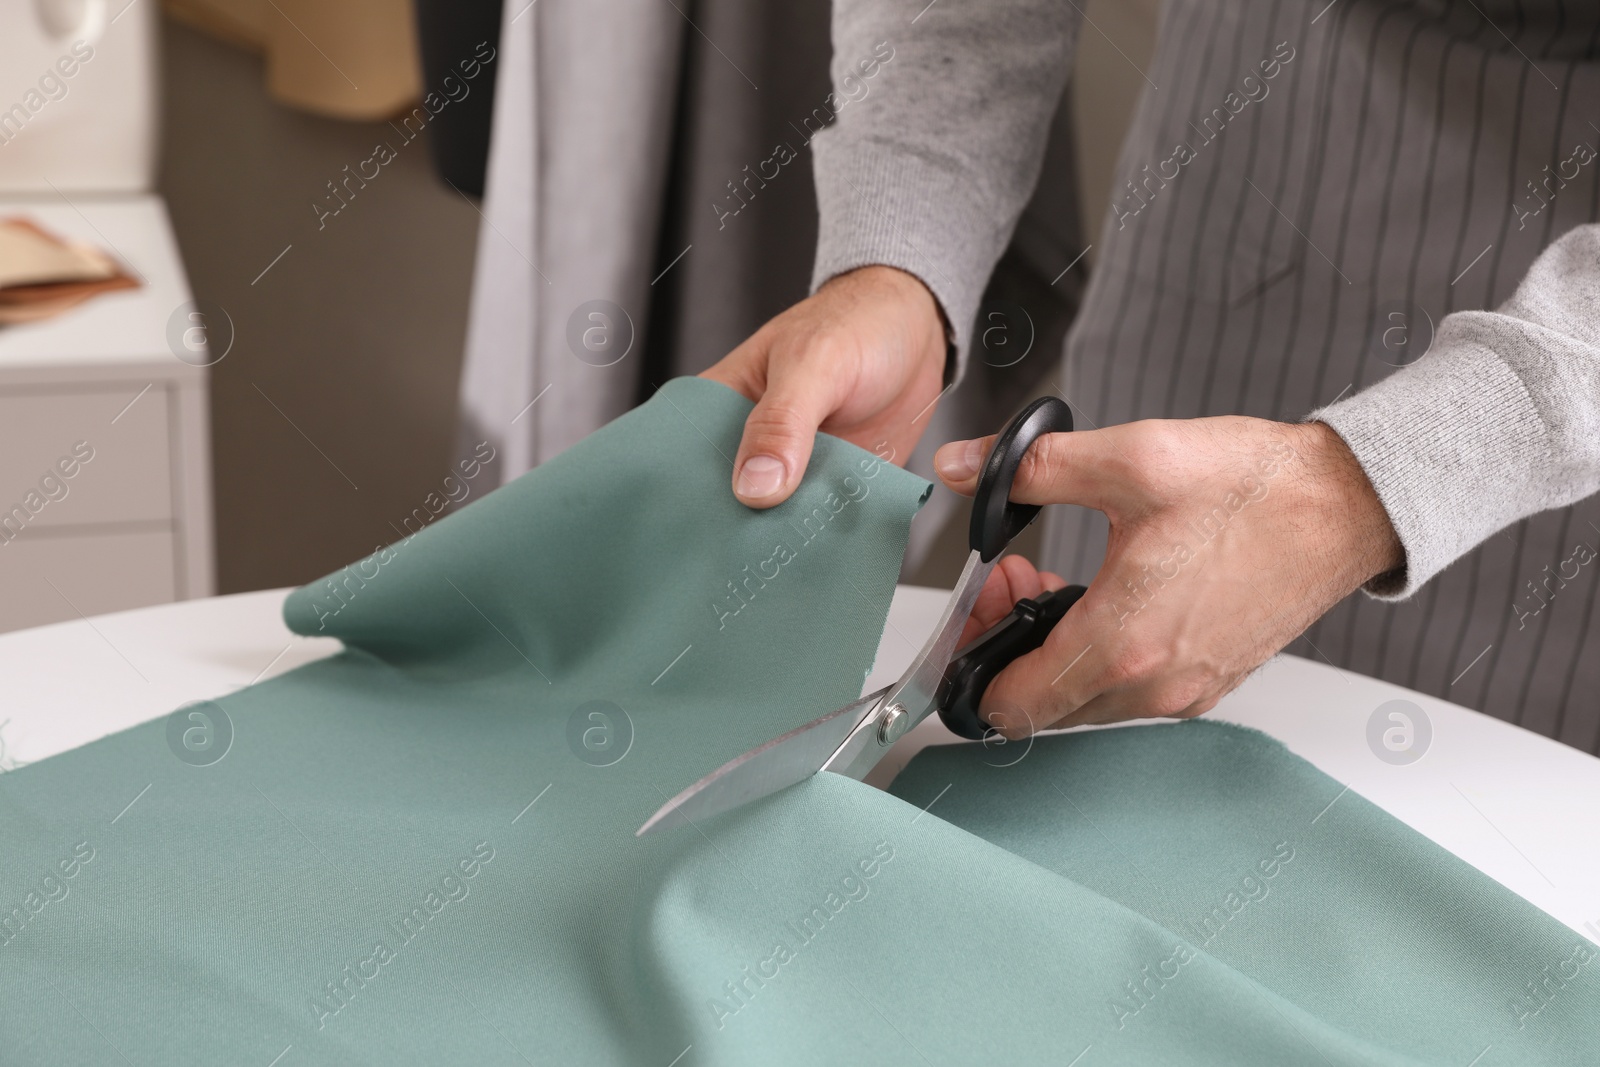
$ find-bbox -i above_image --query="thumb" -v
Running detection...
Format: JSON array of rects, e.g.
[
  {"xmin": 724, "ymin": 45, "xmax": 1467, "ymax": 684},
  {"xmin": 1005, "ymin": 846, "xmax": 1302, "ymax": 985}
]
[
  {"xmin": 932, "ymin": 428, "xmax": 1127, "ymax": 512},
  {"xmin": 731, "ymin": 366, "xmax": 843, "ymax": 508}
]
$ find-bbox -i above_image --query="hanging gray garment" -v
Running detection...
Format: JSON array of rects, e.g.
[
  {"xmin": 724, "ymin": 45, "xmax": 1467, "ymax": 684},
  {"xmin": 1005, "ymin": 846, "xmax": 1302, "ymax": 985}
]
[
  {"xmin": 455, "ymin": 0, "xmax": 1085, "ymax": 569},
  {"xmin": 808, "ymin": 0, "xmax": 1600, "ymax": 751},
  {"xmin": 456, "ymin": 0, "xmax": 838, "ymax": 482},
  {"xmin": 456, "ymin": 0, "xmax": 685, "ymax": 480}
]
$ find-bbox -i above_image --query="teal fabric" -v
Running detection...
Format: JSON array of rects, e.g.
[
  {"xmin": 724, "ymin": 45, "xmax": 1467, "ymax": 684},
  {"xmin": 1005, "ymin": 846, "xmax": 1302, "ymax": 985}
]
[
  {"xmin": 889, "ymin": 724, "xmax": 1600, "ymax": 1064},
  {"xmin": 0, "ymin": 378, "xmax": 1595, "ymax": 1065}
]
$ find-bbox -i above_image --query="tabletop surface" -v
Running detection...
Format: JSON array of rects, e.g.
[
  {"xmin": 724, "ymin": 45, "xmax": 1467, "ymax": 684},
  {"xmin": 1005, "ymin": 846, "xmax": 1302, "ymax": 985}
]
[
  {"xmin": 2, "ymin": 585, "xmax": 1596, "ymax": 940},
  {"xmin": 0, "ymin": 194, "xmax": 196, "ymax": 367}
]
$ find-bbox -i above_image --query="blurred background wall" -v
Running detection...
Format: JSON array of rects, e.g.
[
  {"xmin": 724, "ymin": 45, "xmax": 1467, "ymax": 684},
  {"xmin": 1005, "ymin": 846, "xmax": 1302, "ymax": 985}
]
[
  {"xmin": 158, "ymin": 16, "xmax": 479, "ymax": 593},
  {"xmin": 149, "ymin": 0, "xmax": 1156, "ymax": 595}
]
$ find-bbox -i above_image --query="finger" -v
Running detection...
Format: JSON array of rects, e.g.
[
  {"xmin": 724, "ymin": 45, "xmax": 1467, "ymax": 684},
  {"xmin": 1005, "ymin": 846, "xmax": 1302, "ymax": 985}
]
[
  {"xmin": 1174, "ymin": 691, "xmax": 1226, "ymax": 719},
  {"xmin": 997, "ymin": 554, "xmax": 1046, "ymax": 602},
  {"xmin": 1046, "ymin": 659, "xmax": 1238, "ymax": 731},
  {"xmin": 1052, "ymin": 677, "xmax": 1205, "ymax": 730},
  {"xmin": 729, "ymin": 356, "xmax": 846, "ymax": 509},
  {"xmin": 978, "ymin": 597, "xmax": 1105, "ymax": 737},
  {"xmin": 978, "ymin": 641, "xmax": 1088, "ymax": 738},
  {"xmin": 932, "ymin": 428, "xmax": 1131, "ymax": 512},
  {"xmin": 699, "ymin": 343, "xmax": 763, "ymax": 402},
  {"xmin": 1173, "ymin": 665, "xmax": 1256, "ymax": 720},
  {"xmin": 1028, "ymin": 675, "xmax": 1181, "ymax": 734},
  {"xmin": 958, "ymin": 562, "xmax": 1079, "ymax": 702},
  {"xmin": 1043, "ymin": 688, "xmax": 1140, "ymax": 730},
  {"xmin": 958, "ymin": 556, "xmax": 1042, "ymax": 646},
  {"xmin": 964, "ymin": 555, "xmax": 1049, "ymax": 645},
  {"xmin": 973, "ymin": 539, "xmax": 1156, "ymax": 736}
]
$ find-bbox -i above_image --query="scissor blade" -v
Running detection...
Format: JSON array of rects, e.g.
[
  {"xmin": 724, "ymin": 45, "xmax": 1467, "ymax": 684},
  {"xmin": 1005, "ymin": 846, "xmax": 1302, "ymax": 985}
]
[
  {"xmin": 636, "ymin": 687, "xmax": 888, "ymax": 836},
  {"xmin": 873, "ymin": 549, "xmax": 994, "ymax": 736}
]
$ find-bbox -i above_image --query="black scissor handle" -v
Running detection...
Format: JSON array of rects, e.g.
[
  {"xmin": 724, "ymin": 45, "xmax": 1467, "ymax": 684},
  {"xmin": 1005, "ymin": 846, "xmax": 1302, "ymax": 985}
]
[
  {"xmin": 939, "ymin": 585, "xmax": 1085, "ymax": 739},
  {"xmin": 969, "ymin": 396, "xmax": 1074, "ymax": 563},
  {"xmin": 940, "ymin": 395, "xmax": 1078, "ymax": 740}
]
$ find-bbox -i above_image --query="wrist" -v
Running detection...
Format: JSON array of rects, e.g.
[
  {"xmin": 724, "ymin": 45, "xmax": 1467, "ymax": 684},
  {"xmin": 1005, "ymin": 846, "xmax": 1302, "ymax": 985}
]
[
  {"xmin": 824, "ymin": 265, "xmax": 951, "ymax": 373},
  {"xmin": 823, "ymin": 264, "xmax": 934, "ymax": 307},
  {"xmin": 1293, "ymin": 420, "xmax": 1405, "ymax": 587}
]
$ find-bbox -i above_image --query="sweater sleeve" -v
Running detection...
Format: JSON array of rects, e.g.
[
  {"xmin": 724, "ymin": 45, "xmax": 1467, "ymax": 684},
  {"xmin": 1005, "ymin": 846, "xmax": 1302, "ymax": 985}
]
[
  {"xmin": 808, "ymin": 0, "xmax": 1080, "ymax": 370},
  {"xmin": 1310, "ymin": 223, "xmax": 1600, "ymax": 599}
]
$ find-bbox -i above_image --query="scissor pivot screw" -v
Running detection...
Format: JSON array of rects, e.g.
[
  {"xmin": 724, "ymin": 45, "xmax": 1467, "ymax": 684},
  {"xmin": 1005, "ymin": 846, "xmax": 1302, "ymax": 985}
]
[{"xmin": 878, "ymin": 704, "xmax": 911, "ymax": 745}]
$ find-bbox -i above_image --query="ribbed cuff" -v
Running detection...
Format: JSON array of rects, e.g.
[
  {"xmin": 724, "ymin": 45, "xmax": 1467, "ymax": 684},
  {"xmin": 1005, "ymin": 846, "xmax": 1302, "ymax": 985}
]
[
  {"xmin": 1309, "ymin": 329, "xmax": 1553, "ymax": 600},
  {"xmin": 809, "ymin": 132, "xmax": 1011, "ymax": 380}
]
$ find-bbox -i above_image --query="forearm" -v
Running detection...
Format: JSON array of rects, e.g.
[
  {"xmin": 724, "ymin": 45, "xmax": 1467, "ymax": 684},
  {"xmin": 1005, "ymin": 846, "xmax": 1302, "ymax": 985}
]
[
  {"xmin": 1311, "ymin": 223, "xmax": 1600, "ymax": 598},
  {"xmin": 809, "ymin": 0, "xmax": 1080, "ymax": 372}
]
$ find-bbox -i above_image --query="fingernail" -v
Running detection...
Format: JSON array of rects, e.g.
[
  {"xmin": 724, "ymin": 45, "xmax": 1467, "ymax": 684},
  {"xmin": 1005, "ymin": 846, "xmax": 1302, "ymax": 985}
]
[
  {"xmin": 735, "ymin": 455, "xmax": 787, "ymax": 500},
  {"xmin": 934, "ymin": 439, "xmax": 986, "ymax": 481}
]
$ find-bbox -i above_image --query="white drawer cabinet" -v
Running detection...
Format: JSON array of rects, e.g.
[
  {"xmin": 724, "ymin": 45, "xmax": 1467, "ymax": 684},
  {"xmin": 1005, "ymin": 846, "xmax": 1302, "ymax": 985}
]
[
  {"xmin": 1, "ymin": 530, "xmax": 177, "ymax": 625},
  {"xmin": 0, "ymin": 196, "xmax": 213, "ymax": 632},
  {"xmin": 0, "ymin": 386, "xmax": 174, "ymax": 527}
]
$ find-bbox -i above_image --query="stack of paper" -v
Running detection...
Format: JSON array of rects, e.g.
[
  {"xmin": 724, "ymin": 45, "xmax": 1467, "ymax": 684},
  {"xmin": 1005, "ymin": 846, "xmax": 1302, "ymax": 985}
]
[{"xmin": 0, "ymin": 217, "xmax": 139, "ymax": 325}]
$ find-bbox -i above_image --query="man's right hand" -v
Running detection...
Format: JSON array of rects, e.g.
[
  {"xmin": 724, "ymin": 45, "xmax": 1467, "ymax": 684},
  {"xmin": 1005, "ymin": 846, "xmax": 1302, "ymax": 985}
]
[{"xmin": 700, "ymin": 265, "xmax": 949, "ymax": 508}]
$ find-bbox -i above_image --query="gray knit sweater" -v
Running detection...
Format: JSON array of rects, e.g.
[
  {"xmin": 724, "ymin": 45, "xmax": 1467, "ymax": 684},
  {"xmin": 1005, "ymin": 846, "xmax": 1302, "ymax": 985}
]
[{"xmin": 807, "ymin": 0, "xmax": 1600, "ymax": 600}]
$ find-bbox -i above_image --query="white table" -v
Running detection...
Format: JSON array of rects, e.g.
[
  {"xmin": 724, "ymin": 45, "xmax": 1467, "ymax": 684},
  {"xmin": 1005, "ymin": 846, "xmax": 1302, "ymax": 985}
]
[
  {"xmin": 0, "ymin": 195, "xmax": 215, "ymax": 631},
  {"xmin": 3, "ymin": 586, "xmax": 1597, "ymax": 941}
]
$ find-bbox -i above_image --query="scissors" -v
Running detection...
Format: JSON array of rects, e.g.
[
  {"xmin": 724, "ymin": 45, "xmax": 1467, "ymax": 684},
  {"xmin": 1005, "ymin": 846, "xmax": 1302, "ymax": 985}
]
[{"xmin": 637, "ymin": 396, "xmax": 1085, "ymax": 836}]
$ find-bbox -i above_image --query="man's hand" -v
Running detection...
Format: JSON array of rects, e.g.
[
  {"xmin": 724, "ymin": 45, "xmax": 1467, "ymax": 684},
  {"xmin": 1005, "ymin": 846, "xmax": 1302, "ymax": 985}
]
[
  {"xmin": 935, "ymin": 417, "xmax": 1404, "ymax": 737},
  {"xmin": 701, "ymin": 266, "xmax": 948, "ymax": 507}
]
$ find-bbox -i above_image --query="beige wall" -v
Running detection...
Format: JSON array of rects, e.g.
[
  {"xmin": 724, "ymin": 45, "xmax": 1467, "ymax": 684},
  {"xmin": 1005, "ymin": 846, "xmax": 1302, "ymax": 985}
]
[{"xmin": 158, "ymin": 18, "xmax": 479, "ymax": 593}]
